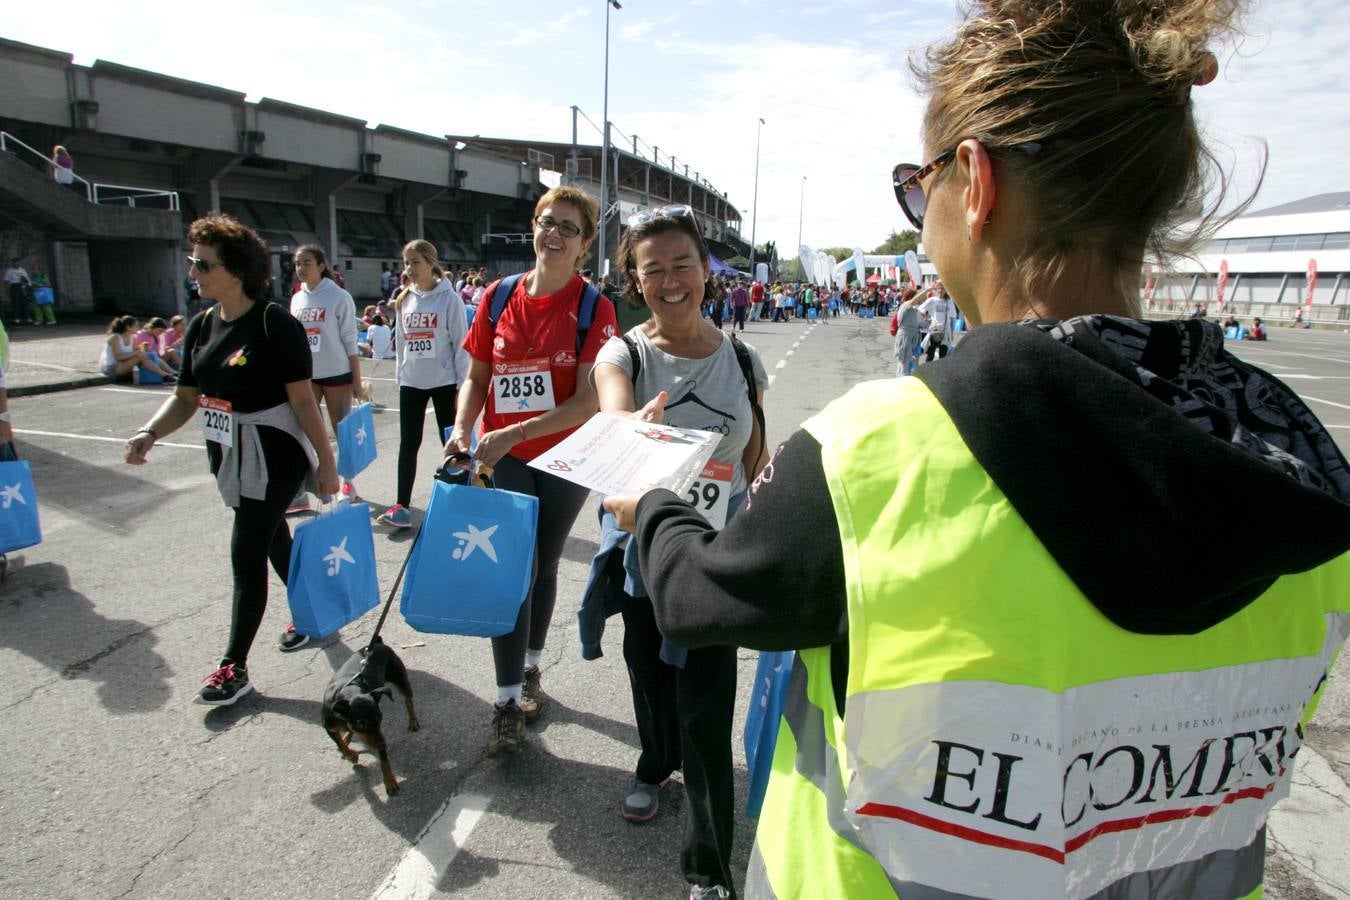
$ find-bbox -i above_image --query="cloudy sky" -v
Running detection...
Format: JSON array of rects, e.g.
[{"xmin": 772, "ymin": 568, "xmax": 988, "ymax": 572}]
[{"xmin": 9, "ymin": 0, "xmax": 1348, "ymax": 256}]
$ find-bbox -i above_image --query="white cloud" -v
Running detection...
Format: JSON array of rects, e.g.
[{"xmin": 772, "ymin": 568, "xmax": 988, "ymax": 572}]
[{"xmin": 7, "ymin": 0, "xmax": 1346, "ymax": 255}]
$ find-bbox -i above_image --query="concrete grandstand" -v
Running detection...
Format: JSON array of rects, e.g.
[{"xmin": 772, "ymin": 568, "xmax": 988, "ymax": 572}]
[{"xmin": 0, "ymin": 37, "xmax": 746, "ymax": 316}]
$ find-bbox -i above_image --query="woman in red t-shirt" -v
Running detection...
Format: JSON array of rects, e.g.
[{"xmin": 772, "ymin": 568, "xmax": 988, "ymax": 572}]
[{"xmin": 448, "ymin": 185, "xmax": 618, "ymax": 756}]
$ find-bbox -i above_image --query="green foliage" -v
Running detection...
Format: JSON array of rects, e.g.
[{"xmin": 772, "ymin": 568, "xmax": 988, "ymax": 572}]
[
  {"xmin": 820, "ymin": 246, "xmax": 854, "ymax": 261},
  {"xmin": 873, "ymin": 230, "xmax": 919, "ymax": 255}
]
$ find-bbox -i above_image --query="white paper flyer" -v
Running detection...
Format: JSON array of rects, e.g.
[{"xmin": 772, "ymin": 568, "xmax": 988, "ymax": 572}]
[{"xmin": 526, "ymin": 412, "xmax": 721, "ymax": 498}]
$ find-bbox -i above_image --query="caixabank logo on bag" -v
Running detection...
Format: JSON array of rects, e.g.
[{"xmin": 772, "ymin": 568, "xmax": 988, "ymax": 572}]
[
  {"xmin": 452, "ymin": 523, "xmax": 498, "ymax": 562},
  {"xmin": 1, "ymin": 481, "xmax": 27, "ymax": 508},
  {"xmin": 323, "ymin": 537, "xmax": 355, "ymax": 575}
]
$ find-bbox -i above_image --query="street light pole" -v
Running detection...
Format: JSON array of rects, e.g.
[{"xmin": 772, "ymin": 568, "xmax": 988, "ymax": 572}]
[
  {"xmin": 598, "ymin": 0, "xmax": 621, "ymax": 278},
  {"xmin": 748, "ymin": 117, "xmax": 765, "ymax": 282},
  {"xmin": 797, "ymin": 175, "xmax": 806, "ymax": 281}
]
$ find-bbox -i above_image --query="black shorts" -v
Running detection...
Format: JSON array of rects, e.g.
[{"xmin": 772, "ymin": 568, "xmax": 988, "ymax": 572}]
[{"xmin": 313, "ymin": 373, "xmax": 353, "ymax": 388}]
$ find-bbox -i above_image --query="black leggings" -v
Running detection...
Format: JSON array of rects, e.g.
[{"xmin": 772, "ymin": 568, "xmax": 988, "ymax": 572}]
[
  {"xmin": 622, "ymin": 594, "xmax": 738, "ymax": 894},
  {"xmin": 222, "ymin": 434, "xmax": 308, "ymax": 665},
  {"xmin": 397, "ymin": 384, "xmax": 458, "ymax": 507},
  {"xmin": 488, "ymin": 453, "xmax": 590, "ymax": 687}
]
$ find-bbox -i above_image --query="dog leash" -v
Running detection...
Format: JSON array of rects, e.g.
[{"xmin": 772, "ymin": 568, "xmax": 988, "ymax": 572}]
[{"xmin": 362, "ymin": 452, "xmax": 492, "ymax": 654}]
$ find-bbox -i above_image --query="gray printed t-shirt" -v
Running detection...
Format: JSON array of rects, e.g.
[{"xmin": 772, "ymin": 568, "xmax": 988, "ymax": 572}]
[{"xmin": 593, "ymin": 327, "xmax": 769, "ymax": 496}]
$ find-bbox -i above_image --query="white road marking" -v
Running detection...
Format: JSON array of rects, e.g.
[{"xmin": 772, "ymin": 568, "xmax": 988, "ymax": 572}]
[
  {"xmin": 15, "ymin": 428, "xmax": 201, "ymax": 450},
  {"xmin": 1237, "ymin": 348, "xmax": 1350, "ymax": 365},
  {"xmin": 10, "ymin": 359, "xmax": 88, "ymax": 372},
  {"xmin": 785, "ymin": 350, "xmax": 794, "ymax": 357},
  {"xmin": 100, "ymin": 387, "xmax": 174, "ymax": 395},
  {"xmin": 1302, "ymin": 395, "xmax": 1350, "ymax": 412},
  {"xmin": 767, "ymin": 375, "xmax": 776, "ymax": 386},
  {"xmin": 370, "ymin": 792, "xmax": 490, "ymax": 900},
  {"xmin": 775, "ymin": 359, "xmax": 787, "ymax": 370}
]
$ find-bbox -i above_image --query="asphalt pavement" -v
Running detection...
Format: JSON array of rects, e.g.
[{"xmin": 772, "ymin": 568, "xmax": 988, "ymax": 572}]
[{"xmin": 1, "ymin": 314, "xmax": 1347, "ymax": 899}]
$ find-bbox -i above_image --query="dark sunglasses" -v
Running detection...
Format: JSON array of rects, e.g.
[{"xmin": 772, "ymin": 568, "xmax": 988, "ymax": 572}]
[
  {"xmin": 892, "ymin": 142, "xmax": 1044, "ymax": 229},
  {"xmin": 534, "ymin": 215, "xmax": 582, "ymax": 239},
  {"xmin": 186, "ymin": 256, "xmax": 222, "ymax": 274},
  {"xmin": 628, "ymin": 204, "xmax": 694, "ymax": 228}
]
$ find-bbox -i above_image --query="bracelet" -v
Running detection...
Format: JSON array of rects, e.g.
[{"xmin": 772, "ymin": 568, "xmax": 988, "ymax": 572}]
[
  {"xmin": 136, "ymin": 427, "xmax": 158, "ymax": 440},
  {"xmin": 516, "ymin": 421, "xmax": 528, "ymax": 443}
]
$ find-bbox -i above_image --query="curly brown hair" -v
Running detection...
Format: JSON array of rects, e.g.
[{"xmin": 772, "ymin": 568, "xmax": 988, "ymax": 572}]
[
  {"xmin": 913, "ymin": 0, "xmax": 1257, "ymax": 306},
  {"xmin": 187, "ymin": 213, "xmax": 272, "ymax": 300}
]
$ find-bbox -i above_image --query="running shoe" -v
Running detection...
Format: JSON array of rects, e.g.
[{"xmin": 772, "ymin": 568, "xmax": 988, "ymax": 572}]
[
  {"xmin": 195, "ymin": 662, "xmax": 252, "ymax": 706},
  {"xmin": 486, "ymin": 700, "xmax": 525, "ymax": 757},
  {"xmin": 521, "ymin": 664, "xmax": 545, "ymax": 722},
  {"xmin": 278, "ymin": 624, "xmax": 310, "ymax": 652},
  {"xmin": 620, "ymin": 776, "xmax": 669, "ymax": 823},
  {"xmin": 286, "ymin": 495, "xmax": 312, "ymax": 515},
  {"xmin": 689, "ymin": 886, "xmax": 731, "ymax": 899},
  {"xmin": 378, "ymin": 504, "xmax": 412, "ymax": 528}
]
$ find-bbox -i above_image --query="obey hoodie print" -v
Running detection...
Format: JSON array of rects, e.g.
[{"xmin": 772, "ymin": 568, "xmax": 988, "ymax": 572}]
[
  {"xmin": 290, "ymin": 276, "xmax": 359, "ymax": 380},
  {"xmin": 395, "ymin": 278, "xmax": 470, "ymax": 390}
]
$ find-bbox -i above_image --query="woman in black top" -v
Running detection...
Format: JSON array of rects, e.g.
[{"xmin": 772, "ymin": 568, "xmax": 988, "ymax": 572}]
[{"xmin": 124, "ymin": 214, "xmax": 338, "ymax": 706}]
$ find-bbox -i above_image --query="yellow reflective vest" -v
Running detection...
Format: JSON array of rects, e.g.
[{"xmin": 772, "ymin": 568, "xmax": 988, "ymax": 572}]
[{"xmin": 749, "ymin": 377, "xmax": 1350, "ymax": 900}]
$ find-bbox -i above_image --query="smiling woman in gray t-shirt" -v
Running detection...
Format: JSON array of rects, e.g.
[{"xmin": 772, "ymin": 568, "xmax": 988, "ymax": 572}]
[{"xmin": 588, "ymin": 205, "xmax": 767, "ymax": 898}]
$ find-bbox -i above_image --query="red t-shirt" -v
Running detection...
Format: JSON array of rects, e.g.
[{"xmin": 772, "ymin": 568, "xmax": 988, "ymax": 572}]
[
  {"xmin": 750, "ymin": 282, "xmax": 765, "ymax": 303},
  {"xmin": 464, "ymin": 272, "xmax": 618, "ymax": 461}
]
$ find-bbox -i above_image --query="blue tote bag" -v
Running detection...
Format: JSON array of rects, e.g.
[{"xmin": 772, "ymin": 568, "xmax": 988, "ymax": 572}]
[
  {"xmin": 743, "ymin": 649, "xmax": 794, "ymax": 819},
  {"xmin": 0, "ymin": 442, "xmax": 42, "ymax": 554},
  {"xmin": 401, "ymin": 472, "xmax": 539, "ymax": 637},
  {"xmin": 286, "ymin": 500, "xmax": 381, "ymax": 637},
  {"xmin": 335, "ymin": 402, "xmax": 377, "ymax": 480}
]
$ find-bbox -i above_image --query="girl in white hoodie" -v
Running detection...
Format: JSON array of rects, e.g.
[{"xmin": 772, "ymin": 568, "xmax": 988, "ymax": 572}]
[
  {"xmin": 377, "ymin": 239, "xmax": 469, "ymax": 528},
  {"xmin": 289, "ymin": 245, "xmax": 361, "ymax": 502}
]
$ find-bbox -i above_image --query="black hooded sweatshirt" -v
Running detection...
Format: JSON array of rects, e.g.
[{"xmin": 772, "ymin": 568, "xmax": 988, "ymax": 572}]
[{"xmin": 633, "ymin": 317, "xmax": 1350, "ymax": 709}]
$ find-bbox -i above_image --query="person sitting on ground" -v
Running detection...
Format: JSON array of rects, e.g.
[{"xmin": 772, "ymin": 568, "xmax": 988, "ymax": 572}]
[
  {"xmin": 100, "ymin": 316, "xmax": 176, "ymax": 383},
  {"xmin": 162, "ymin": 315, "xmax": 187, "ymax": 367},
  {"xmin": 132, "ymin": 318, "xmax": 177, "ymax": 373},
  {"xmin": 359, "ymin": 314, "xmax": 395, "ymax": 360},
  {"xmin": 1222, "ymin": 313, "xmax": 1239, "ymax": 331},
  {"xmin": 1246, "ymin": 316, "xmax": 1267, "ymax": 341}
]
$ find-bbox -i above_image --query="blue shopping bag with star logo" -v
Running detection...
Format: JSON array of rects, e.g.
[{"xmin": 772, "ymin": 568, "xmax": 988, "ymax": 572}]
[
  {"xmin": 285, "ymin": 500, "xmax": 380, "ymax": 637},
  {"xmin": 335, "ymin": 402, "xmax": 377, "ymax": 480},
  {"xmin": 400, "ymin": 467, "xmax": 539, "ymax": 637},
  {"xmin": 0, "ymin": 442, "xmax": 41, "ymax": 553}
]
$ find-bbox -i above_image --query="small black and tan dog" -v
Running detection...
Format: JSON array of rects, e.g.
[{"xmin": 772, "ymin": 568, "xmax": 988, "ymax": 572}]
[{"xmin": 322, "ymin": 636, "xmax": 420, "ymax": 795}]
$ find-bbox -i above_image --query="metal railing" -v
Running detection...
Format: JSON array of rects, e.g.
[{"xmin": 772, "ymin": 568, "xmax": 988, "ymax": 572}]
[
  {"xmin": 0, "ymin": 130, "xmax": 179, "ymax": 211},
  {"xmin": 482, "ymin": 232, "xmax": 532, "ymax": 245}
]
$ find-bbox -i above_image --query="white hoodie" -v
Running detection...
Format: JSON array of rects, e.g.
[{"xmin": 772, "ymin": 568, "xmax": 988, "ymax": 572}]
[
  {"xmin": 290, "ymin": 277, "xmax": 358, "ymax": 379},
  {"xmin": 394, "ymin": 279, "xmax": 469, "ymax": 389}
]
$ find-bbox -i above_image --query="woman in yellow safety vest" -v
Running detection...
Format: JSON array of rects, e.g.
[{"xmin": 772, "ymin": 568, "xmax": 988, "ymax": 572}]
[{"xmin": 603, "ymin": 0, "xmax": 1350, "ymax": 897}]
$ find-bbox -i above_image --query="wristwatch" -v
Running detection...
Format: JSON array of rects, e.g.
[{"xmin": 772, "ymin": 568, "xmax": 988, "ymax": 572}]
[{"xmin": 0, "ymin": 411, "xmax": 11, "ymax": 422}]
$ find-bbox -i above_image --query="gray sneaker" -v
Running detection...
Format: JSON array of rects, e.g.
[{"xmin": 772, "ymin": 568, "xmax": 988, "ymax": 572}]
[
  {"xmin": 689, "ymin": 886, "xmax": 731, "ymax": 899},
  {"xmin": 487, "ymin": 699, "xmax": 525, "ymax": 757},
  {"xmin": 520, "ymin": 665, "xmax": 545, "ymax": 722},
  {"xmin": 620, "ymin": 775, "xmax": 669, "ymax": 823}
]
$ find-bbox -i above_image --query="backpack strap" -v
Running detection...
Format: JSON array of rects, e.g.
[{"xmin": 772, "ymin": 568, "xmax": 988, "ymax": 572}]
[
  {"xmin": 729, "ymin": 332, "xmax": 766, "ymax": 468},
  {"xmin": 620, "ymin": 334, "xmax": 641, "ymax": 383},
  {"xmin": 487, "ymin": 273, "xmax": 527, "ymax": 333},
  {"xmin": 575, "ymin": 283, "xmax": 601, "ymax": 354}
]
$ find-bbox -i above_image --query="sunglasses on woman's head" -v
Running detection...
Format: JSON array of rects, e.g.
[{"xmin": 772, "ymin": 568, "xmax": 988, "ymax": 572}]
[
  {"xmin": 186, "ymin": 256, "xmax": 221, "ymax": 274},
  {"xmin": 628, "ymin": 205, "xmax": 695, "ymax": 228},
  {"xmin": 535, "ymin": 215, "xmax": 582, "ymax": 238}
]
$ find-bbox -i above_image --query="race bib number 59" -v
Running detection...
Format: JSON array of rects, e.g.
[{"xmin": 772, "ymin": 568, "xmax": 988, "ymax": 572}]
[
  {"xmin": 686, "ymin": 460, "xmax": 733, "ymax": 529},
  {"xmin": 493, "ymin": 358, "xmax": 556, "ymax": 414},
  {"xmin": 199, "ymin": 396, "xmax": 235, "ymax": 447}
]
